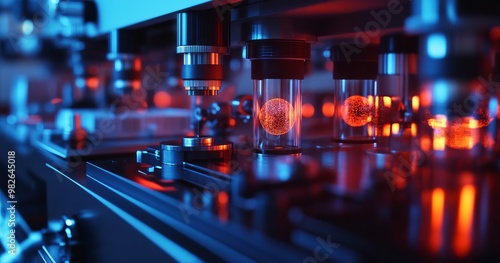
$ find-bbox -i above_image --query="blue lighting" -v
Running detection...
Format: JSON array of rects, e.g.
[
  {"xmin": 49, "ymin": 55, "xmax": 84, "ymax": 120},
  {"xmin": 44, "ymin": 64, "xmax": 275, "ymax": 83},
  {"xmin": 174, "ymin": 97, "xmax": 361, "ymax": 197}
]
[
  {"xmin": 433, "ymin": 81, "xmax": 449, "ymax": 105},
  {"xmin": 427, "ymin": 34, "xmax": 447, "ymax": 59},
  {"xmin": 489, "ymin": 98, "xmax": 498, "ymax": 118}
]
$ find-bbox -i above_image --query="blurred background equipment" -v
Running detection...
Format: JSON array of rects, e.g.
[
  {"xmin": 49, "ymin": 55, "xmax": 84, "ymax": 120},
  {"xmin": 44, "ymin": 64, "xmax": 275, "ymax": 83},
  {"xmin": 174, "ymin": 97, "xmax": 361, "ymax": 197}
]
[{"xmin": 1, "ymin": 0, "xmax": 499, "ymax": 262}]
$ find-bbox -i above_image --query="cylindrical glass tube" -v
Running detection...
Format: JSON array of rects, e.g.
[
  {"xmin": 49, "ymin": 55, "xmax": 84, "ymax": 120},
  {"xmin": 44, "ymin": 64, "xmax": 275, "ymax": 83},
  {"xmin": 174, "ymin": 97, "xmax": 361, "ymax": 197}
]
[
  {"xmin": 254, "ymin": 79, "xmax": 301, "ymax": 154},
  {"xmin": 332, "ymin": 79, "xmax": 376, "ymax": 142},
  {"xmin": 246, "ymin": 39, "xmax": 310, "ymax": 154},
  {"xmin": 331, "ymin": 44, "xmax": 378, "ymax": 143},
  {"xmin": 375, "ymin": 34, "xmax": 419, "ymax": 149}
]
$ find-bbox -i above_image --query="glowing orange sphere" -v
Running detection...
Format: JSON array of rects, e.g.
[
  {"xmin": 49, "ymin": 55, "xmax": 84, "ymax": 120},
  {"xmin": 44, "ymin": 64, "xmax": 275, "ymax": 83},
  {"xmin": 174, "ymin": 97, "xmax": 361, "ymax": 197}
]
[
  {"xmin": 341, "ymin": 95, "xmax": 371, "ymax": 127},
  {"xmin": 259, "ymin": 98, "xmax": 296, "ymax": 135}
]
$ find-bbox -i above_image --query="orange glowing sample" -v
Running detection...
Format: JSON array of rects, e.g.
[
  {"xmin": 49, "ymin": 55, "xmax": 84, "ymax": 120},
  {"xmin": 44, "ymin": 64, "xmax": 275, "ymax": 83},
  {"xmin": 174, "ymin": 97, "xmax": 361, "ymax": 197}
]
[
  {"xmin": 322, "ymin": 102, "xmax": 335, "ymax": 117},
  {"xmin": 259, "ymin": 98, "xmax": 296, "ymax": 135},
  {"xmin": 429, "ymin": 188, "xmax": 444, "ymax": 254},
  {"xmin": 302, "ymin": 103, "xmax": 315, "ymax": 118},
  {"xmin": 341, "ymin": 95, "xmax": 371, "ymax": 127},
  {"xmin": 453, "ymin": 184, "xmax": 475, "ymax": 258}
]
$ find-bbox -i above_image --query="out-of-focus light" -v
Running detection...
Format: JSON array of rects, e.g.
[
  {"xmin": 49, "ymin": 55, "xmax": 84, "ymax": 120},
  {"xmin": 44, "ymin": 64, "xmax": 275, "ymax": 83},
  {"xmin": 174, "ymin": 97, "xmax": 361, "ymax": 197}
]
[
  {"xmin": 322, "ymin": 102, "xmax": 335, "ymax": 117},
  {"xmin": 411, "ymin": 123, "xmax": 417, "ymax": 137},
  {"xmin": 132, "ymin": 80, "xmax": 141, "ymax": 90},
  {"xmin": 430, "ymin": 188, "xmax": 444, "ymax": 254},
  {"xmin": 421, "ymin": 89, "xmax": 432, "ymax": 108},
  {"xmin": 433, "ymin": 134, "xmax": 446, "ymax": 151},
  {"xmin": 421, "ymin": 135, "xmax": 431, "ymax": 151},
  {"xmin": 383, "ymin": 123, "xmax": 391, "ymax": 136},
  {"xmin": 453, "ymin": 184, "xmax": 475, "ymax": 258},
  {"xmin": 50, "ymin": 98, "xmax": 63, "ymax": 105},
  {"xmin": 114, "ymin": 60, "xmax": 123, "ymax": 71},
  {"xmin": 133, "ymin": 58, "xmax": 142, "ymax": 71},
  {"xmin": 489, "ymin": 98, "xmax": 498, "ymax": 118},
  {"xmin": 412, "ymin": 96, "xmax": 420, "ymax": 112},
  {"xmin": 302, "ymin": 103, "xmax": 315, "ymax": 118},
  {"xmin": 433, "ymin": 81, "xmax": 449, "ymax": 104},
  {"xmin": 427, "ymin": 34, "xmax": 447, "ymax": 59},
  {"xmin": 75, "ymin": 78, "xmax": 86, "ymax": 88},
  {"xmin": 153, "ymin": 91, "xmax": 171, "ymax": 108},
  {"xmin": 367, "ymin": 95, "xmax": 374, "ymax": 106},
  {"xmin": 217, "ymin": 191, "xmax": 229, "ymax": 223},
  {"xmin": 391, "ymin": 123, "xmax": 400, "ymax": 135},
  {"xmin": 428, "ymin": 114, "xmax": 448, "ymax": 129},
  {"xmin": 422, "ymin": 0, "xmax": 438, "ymax": 23},
  {"xmin": 322, "ymin": 49, "xmax": 331, "ymax": 59},
  {"xmin": 86, "ymin": 77, "xmax": 99, "ymax": 90},
  {"xmin": 383, "ymin": 96, "xmax": 392, "ymax": 108},
  {"xmin": 21, "ymin": 20, "xmax": 34, "ymax": 35}
]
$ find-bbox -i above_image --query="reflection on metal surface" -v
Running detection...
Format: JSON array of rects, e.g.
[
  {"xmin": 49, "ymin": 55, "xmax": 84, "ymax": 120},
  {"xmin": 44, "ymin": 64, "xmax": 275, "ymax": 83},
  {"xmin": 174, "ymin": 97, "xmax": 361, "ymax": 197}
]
[
  {"xmin": 133, "ymin": 175, "xmax": 176, "ymax": 192},
  {"xmin": 217, "ymin": 191, "xmax": 229, "ymax": 223},
  {"xmin": 453, "ymin": 184, "xmax": 475, "ymax": 258}
]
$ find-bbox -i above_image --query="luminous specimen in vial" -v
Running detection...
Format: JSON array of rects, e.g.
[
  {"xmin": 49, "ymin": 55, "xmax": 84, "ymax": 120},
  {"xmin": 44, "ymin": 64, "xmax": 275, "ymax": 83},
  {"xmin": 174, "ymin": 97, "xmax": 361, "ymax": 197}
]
[
  {"xmin": 259, "ymin": 98, "xmax": 296, "ymax": 135},
  {"xmin": 341, "ymin": 95, "xmax": 372, "ymax": 127}
]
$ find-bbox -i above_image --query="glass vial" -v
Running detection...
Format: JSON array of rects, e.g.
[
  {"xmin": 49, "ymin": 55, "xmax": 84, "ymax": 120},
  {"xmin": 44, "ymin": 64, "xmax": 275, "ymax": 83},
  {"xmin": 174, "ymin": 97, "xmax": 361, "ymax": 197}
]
[
  {"xmin": 246, "ymin": 39, "xmax": 310, "ymax": 154},
  {"xmin": 375, "ymin": 34, "xmax": 419, "ymax": 149},
  {"xmin": 331, "ymin": 44, "xmax": 378, "ymax": 143},
  {"xmin": 253, "ymin": 79, "xmax": 301, "ymax": 153}
]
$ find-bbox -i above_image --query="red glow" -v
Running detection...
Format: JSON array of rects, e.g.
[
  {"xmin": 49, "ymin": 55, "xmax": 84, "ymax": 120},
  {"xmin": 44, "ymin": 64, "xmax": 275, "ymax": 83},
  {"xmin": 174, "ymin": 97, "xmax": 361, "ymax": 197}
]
[
  {"xmin": 429, "ymin": 188, "xmax": 444, "ymax": 254},
  {"xmin": 302, "ymin": 103, "xmax": 315, "ymax": 118},
  {"xmin": 322, "ymin": 102, "xmax": 335, "ymax": 117},
  {"xmin": 86, "ymin": 77, "xmax": 99, "ymax": 90},
  {"xmin": 217, "ymin": 191, "xmax": 229, "ymax": 223},
  {"xmin": 51, "ymin": 98, "xmax": 62, "ymax": 104},
  {"xmin": 453, "ymin": 184, "xmax": 475, "ymax": 258},
  {"xmin": 421, "ymin": 89, "xmax": 432, "ymax": 108},
  {"xmin": 153, "ymin": 91, "xmax": 172, "ymax": 108},
  {"xmin": 133, "ymin": 58, "xmax": 142, "ymax": 71},
  {"xmin": 134, "ymin": 176, "xmax": 175, "ymax": 192}
]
